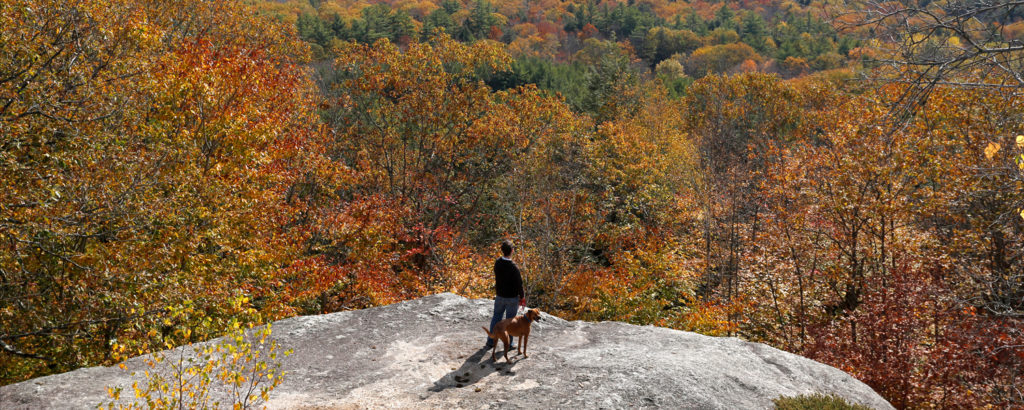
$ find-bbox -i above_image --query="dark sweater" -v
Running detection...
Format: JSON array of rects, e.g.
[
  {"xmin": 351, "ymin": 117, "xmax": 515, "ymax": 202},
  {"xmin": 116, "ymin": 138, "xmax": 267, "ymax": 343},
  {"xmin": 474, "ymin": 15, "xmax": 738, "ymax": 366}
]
[{"xmin": 494, "ymin": 258, "xmax": 524, "ymax": 299}]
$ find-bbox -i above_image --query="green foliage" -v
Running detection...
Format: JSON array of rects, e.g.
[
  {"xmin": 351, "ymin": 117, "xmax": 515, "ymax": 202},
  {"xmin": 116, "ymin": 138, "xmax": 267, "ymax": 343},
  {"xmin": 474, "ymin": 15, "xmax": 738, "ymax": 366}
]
[
  {"xmin": 290, "ymin": 0, "xmax": 857, "ymax": 83},
  {"xmin": 773, "ymin": 13, "xmax": 846, "ymax": 61},
  {"xmin": 297, "ymin": 5, "xmax": 416, "ymax": 54},
  {"xmin": 773, "ymin": 393, "xmax": 872, "ymax": 410},
  {"xmin": 708, "ymin": 27, "xmax": 741, "ymax": 45},
  {"xmin": 682, "ymin": 10, "xmax": 709, "ymax": 35},
  {"xmin": 356, "ymin": 4, "xmax": 416, "ymax": 43},
  {"xmin": 712, "ymin": 5, "xmax": 737, "ymax": 30},
  {"xmin": 641, "ymin": 27, "xmax": 702, "ymax": 66},
  {"xmin": 739, "ymin": 12, "xmax": 769, "ymax": 52},
  {"xmin": 582, "ymin": 54, "xmax": 635, "ymax": 122},
  {"xmin": 482, "ymin": 56, "xmax": 590, "ymax": 108},
  {"xmin": 458, "ymin": 0, "xmax": 500, "ymax": 41},
  {"xmin": 421, "ymin": 7, "xmax": 456, "ymax": 39},
  {"xmin": 297, "ymin": 13, "xmax": 333, "ymax": 46},
  {"xmin": 654, "ymin": 59, "xmax": 692, "ymax": 97},
  {"xmin": 566, "ymin": 1, "xmax": 664, "ymax": 39}
]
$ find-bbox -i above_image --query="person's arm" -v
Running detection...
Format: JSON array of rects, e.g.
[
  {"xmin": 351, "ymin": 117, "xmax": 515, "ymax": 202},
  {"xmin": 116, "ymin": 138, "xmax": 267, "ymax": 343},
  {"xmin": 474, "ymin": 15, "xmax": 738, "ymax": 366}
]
[
  {"xmin": 493, "ymin": 260, "xmax": 500, "ymax": 292},
  {"xmin": 513, "ymin": 263, "xmax": 524, "ymax": 300}
]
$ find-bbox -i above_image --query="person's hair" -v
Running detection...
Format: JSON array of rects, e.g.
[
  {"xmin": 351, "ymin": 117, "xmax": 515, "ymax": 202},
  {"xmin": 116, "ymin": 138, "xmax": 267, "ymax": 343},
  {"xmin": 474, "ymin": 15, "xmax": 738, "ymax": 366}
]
[{"xmin": 500, "ymin": 240, "xmax": 514, "ymax": 257}]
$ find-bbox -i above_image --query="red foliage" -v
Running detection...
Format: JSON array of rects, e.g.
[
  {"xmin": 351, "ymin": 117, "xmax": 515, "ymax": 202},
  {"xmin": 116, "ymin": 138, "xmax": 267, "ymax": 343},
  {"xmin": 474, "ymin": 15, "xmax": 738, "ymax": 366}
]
[
  {"xmin": 488, "ymin": 25, "xmax": 503, "ymax": 40},
  {"xmin": 803, "ymin": 262, "xmax": 990, "ymax": 408},
  {"xmin": 580, "ymin": 23, "xmax": 599, "ymax": 40}
]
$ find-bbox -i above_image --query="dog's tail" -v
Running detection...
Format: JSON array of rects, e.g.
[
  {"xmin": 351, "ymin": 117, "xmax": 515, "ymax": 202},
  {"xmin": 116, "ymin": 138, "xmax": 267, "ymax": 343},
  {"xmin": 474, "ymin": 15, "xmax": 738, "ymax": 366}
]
[{"xmin": 481, "ymin": 326, "xmax": 496, "ymax": 339}]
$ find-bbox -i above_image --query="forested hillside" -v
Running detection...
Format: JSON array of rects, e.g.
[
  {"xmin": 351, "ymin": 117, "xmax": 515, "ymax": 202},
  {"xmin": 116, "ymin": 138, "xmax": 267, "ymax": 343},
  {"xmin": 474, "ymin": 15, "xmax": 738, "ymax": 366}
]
[
  {"xmin": 269, "ymin": 0, "xmax": 860, "ymax": 100},
  {"xmin": 2, "ymin": 0, "xmax": 1023, "ymax": 408}
]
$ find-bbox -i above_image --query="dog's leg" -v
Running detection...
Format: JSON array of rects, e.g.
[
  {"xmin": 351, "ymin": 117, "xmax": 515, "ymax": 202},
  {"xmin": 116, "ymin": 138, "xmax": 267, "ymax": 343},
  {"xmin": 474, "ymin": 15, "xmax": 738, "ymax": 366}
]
[
  {"xmin": 483, "ymin": 326, "xmax": 499, "ymax": 361},
  {"xmin": 502, "ymin": 333, "xmax": 511, "ymax": 362},
  {"xmin": 522, "ymin": 332, "xmax": 529, "ymax": 358}
]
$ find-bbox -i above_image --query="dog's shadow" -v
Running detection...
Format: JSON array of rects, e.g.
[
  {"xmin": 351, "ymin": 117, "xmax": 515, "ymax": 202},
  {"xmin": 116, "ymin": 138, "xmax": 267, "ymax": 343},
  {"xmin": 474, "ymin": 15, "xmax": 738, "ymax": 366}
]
[{"xmin": 428, "ymin": 346, "xmax": 521, "ymax": 392}]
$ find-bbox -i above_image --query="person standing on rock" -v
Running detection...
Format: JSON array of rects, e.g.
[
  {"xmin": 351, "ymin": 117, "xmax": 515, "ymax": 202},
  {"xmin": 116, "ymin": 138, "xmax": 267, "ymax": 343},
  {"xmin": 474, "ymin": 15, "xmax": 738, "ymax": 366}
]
[{"xmin": 485, "ymin": 240, "xmax": 526, "ymax": 349}]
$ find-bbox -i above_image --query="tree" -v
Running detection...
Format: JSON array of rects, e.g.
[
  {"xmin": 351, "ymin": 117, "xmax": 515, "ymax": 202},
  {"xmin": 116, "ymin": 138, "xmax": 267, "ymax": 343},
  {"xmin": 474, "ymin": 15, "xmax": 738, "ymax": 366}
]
[
  {"xmin": 574, "ymin": 39, "xmax": 641, "ymax": 123},
  {"xmin": 838, "ymin": 0, "xmax": 1024, "ymax": 117},
  {"xmin": 744, "ymin": 81, "xmax": 1024, "ymax": 408},
  {"xmin": 712, "ymin": 5, "xmax": 737, "ymax": 30},
  {"xmin": 356, "ymin": 4, "xmax": 416, "ymax": 44},
  {"xmin": 641, "ymin": 27, "xmax": 702, "ymax": 66},
  {"xmin": 311, "ymin": 35, "xmax": 585, "ymax": 307},
  {"xmin": 459, "ymin": 0, "xmax": 501, "ymax": 41},
  {"xmin": 1, "ymin": 0, "xmax": 318, "ymax": 384},
  {"xmin": 684, "ymin": 10, "xmax": 709, "ymax": 35},
  {"xmin": 779, "ymin": 56, "xmax": 810, "ymax": 77},
  {"xmin": 683, "ymin": 73, "xmax": 804, "ymax": 335},
  {"xmin": 297, "ymin": 13, "xmax": 332, "ymax": 46},
  {"xmin": 684, "ymin": 43, "xmax": 764, "ymax": 77},
  {"xmin": 739, "ymin": 12, "xmax": 769, "ymax": 52},
  {"xmin": 421, "ymin": 7, "xmax": 457, "ymax": 39}
]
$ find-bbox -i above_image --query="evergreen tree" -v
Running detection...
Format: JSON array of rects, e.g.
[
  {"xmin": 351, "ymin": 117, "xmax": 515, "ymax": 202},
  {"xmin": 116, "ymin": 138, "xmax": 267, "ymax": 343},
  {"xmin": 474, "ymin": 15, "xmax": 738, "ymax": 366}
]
[
  {"xmin": 357, "ymin": 4, "xmax": 415, "ymax": 43},
  {"xmin": 685, "ymin": 10, "xmax": 708, "ymax": 35},
  {"xmin": 297, "ymin": 13, "xmax": 332, "ymax": 46},
  {"xmin": 421, "ymin": 7, "xmax": 456, "ymax": 39},
  {"xmin": 459, "ymin": 0, "xmax": 499, "ymax": 41},
  {"xmin": 329, "ymin": 13, "xmax": 349, "ymax": 39},
  {"xmin": 713, "ymin": 5, "xmax": 736, "ymax": 30},
  {"xmin": 641, "ymin": 27, "xmax": 702, "ymax": 67},
  {"xmin": 441, "ymin": 0, "xmax": 459, "ymax": 14},
  {"xmin": 580, "ymin": 44, "xmax": 637, "ymax": 122},
  {"xmin": 739, "ymin": 12, "xmax": 768, "ymax": 52}
]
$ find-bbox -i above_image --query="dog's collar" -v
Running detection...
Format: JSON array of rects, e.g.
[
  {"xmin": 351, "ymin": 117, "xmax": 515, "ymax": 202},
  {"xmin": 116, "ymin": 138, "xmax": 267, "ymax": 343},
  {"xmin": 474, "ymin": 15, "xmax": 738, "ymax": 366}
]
[{"xmin": 522, "ymin": 314, "xmax": 533, "ymax": 323}]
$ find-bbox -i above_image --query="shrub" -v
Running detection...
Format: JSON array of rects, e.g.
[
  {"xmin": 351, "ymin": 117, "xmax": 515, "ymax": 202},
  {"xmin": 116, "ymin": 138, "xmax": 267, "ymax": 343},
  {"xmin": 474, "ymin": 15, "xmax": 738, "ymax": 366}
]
[
  {"xmin": 773, "ymin": 393, "xmax": 872, "ymax": 410},
  {"xmin": 102, "ymin": 323, "xmax": 290, "ymax": 409}
]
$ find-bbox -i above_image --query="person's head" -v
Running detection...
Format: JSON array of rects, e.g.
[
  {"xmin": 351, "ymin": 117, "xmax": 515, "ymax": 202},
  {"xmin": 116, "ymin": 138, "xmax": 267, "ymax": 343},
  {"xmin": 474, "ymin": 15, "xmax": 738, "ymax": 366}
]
[{"xmin": 500, "ymin": 240, "xmax": 514, "ymax": 257}]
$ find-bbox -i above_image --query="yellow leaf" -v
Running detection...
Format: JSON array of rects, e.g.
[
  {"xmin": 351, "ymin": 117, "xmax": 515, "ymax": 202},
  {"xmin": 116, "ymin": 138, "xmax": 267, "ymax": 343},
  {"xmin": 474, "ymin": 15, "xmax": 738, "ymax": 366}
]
[
  {"xmin": 1017, "ymin": 135, "xmax": 1024, "ymax": 148},
  {"xmin": 985, "ymin": 142, "xmax": 1001, "ymax": 159}
]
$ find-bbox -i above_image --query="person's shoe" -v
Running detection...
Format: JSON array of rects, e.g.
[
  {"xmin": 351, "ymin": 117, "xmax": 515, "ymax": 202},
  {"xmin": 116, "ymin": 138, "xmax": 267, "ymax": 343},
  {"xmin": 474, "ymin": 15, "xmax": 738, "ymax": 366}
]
[
  {"xmin": 484, "ymin": 343, "xmax": 494, "ymax": 349},
  {"xmin": 508, "ymin": 344, "xmax": 517, "ymax": 350}
]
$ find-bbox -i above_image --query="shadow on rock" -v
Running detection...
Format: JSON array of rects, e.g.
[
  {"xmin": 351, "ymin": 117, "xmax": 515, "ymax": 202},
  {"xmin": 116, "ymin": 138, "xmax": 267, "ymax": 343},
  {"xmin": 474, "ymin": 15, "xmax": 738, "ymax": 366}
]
[{"xmin": 429, "ymin": 346, "xmax": 519, "ymax": 392}]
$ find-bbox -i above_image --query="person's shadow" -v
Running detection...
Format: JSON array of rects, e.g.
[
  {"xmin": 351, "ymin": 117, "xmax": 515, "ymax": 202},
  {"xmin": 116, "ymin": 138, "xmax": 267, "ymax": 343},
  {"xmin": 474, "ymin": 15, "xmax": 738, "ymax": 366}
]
[{"xmin": 428, "ymin": 346, "xmax": 520, "ymax": 392}]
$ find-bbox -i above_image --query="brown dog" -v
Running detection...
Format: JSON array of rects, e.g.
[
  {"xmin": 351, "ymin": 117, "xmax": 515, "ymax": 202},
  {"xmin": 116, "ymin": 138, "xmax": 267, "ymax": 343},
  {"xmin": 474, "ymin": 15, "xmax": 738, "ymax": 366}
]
[{"xmin": 481, "ymin": 308, "xmax": 541, "ymax": 362}]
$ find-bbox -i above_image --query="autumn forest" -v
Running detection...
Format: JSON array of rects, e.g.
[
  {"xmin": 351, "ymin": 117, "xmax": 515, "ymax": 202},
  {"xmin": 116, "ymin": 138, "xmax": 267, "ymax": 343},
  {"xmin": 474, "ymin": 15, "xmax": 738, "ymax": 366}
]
[{"xmin": 2, "ymin": 0, "xmax": 1023, "ymax": 407}]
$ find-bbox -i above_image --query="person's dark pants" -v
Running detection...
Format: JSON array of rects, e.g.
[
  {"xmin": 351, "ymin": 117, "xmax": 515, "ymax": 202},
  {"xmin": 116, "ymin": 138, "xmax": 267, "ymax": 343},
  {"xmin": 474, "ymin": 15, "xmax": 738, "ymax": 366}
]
[{"xmin": 485, "ymin": 296, "xmax": 519, "ymax": 347}]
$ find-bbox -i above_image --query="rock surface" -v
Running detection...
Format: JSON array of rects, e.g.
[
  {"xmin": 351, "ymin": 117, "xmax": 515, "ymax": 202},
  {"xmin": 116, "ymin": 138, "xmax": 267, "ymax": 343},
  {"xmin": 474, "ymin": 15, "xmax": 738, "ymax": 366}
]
[{"xmin": 0, "ymin": 293, "xmax": 893, "ymax": 409}]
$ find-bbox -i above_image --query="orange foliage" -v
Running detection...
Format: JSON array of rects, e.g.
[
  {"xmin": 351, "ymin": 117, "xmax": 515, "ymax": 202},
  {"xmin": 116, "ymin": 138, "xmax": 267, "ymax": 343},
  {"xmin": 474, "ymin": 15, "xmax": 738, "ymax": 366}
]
[
  {"xmin": 1, "ymin": 0, "xmax": 319, "ymax": 383},
  {"xmin": 4, "ymin": 1, "xmax": 1021, "ymax": 408}
]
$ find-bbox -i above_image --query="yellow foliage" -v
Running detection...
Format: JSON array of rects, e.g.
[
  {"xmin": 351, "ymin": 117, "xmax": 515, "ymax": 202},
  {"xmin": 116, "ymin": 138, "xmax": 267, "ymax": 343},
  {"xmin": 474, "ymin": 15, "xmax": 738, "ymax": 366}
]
[{"xmin": 985, "ymin": 142, "xmax": 1001, "ymax": 159}]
